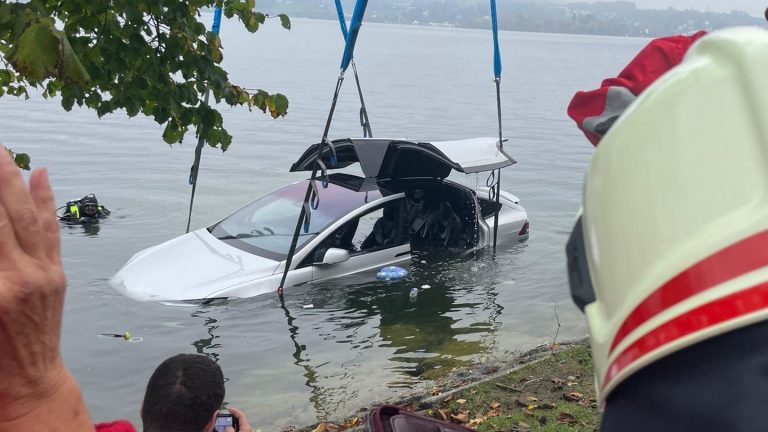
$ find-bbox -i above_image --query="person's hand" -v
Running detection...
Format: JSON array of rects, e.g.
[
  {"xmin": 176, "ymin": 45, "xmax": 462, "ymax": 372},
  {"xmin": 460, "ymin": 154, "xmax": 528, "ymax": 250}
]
[
  {"xmin": 0, "ymin": 146, "xmax": 94, "ymax": 430},
  {"xmin": 225, "ymin": 406, "xmax": 252, "ymax": 432}
]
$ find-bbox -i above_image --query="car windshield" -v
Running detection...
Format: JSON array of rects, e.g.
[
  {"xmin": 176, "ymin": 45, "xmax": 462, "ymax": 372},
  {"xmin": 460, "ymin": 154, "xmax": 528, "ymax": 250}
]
[{"xmin": 209, "ymin": 180, "xmax": 373, "ymax": 260}]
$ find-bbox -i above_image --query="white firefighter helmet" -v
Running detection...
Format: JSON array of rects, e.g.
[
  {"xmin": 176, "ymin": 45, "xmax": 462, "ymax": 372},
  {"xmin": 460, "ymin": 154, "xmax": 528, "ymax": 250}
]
[{"xmin": 568, "ymin": 26, "xmax": 768, "ymax": 403}]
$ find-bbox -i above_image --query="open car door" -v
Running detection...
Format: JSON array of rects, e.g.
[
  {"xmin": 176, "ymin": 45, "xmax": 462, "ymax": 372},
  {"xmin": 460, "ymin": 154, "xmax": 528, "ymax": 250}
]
[{"xmin": 290, "ymin": 137, "xmax": 515, "ymax": 180}]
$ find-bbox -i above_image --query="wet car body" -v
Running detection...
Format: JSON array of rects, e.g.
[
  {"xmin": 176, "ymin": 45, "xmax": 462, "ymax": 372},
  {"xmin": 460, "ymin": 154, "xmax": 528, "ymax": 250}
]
[{"xmin": 111, "ymin": 137, "xmax": 529, "ymax": 302}]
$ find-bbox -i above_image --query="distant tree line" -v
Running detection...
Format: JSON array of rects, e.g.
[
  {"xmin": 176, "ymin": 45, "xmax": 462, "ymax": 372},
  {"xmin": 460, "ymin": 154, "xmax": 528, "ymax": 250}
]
[{"xmin": 258, "ymin": 0, "xmax": 763, "ymax": 37}]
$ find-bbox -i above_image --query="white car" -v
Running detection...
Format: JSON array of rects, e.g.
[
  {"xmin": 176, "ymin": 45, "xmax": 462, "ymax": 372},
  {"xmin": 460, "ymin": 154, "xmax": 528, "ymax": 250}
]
[{"xmin": 110, "ymin": 137, "xmax": 529, "ymax": 302}]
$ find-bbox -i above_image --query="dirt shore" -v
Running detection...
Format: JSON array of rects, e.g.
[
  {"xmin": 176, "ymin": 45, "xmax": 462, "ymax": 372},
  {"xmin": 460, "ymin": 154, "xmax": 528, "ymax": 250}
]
[{"xmin": 292, "ymin": 339, "xmax": 599, "ymax": 432}]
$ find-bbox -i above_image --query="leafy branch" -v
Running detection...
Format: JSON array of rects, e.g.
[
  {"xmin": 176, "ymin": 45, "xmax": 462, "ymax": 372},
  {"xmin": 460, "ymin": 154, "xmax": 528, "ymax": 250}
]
[{"xmin": 0, "ymin": 0, "xmax": 292, "ymax": 169}]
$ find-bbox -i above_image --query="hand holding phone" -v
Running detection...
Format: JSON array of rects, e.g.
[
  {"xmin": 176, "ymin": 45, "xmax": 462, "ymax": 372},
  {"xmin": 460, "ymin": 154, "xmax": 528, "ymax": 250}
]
[{"xmin": 213, "ymin": 413, "xmax": 239, "ymax": 432}]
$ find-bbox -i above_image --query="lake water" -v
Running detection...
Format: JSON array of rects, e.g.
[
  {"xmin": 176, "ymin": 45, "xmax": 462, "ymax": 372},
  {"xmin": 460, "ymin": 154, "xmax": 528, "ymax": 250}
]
[{"xmin": 0, "ymin": 18, "xmax": 647, "ymax": 430}]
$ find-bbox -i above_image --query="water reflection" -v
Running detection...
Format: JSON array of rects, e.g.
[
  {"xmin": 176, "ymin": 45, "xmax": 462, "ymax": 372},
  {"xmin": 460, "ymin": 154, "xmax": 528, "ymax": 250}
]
[
  {"xmin": 61, "ymin": 221, "xmax": 102, "ymax": 237},
  {"xmin": 190, "ymin": 311, "xmax": 222, "ymax": 363},
  {"xmin": 178, "ymin": 247, "xmax": 519, "ymax": 426},
  {"xmin": 297, "ymin": 252, "xmax": 505, "ymax": 384},
  {"xmin": 277, "ymin": 296, "xmax": 330, "ymax": 418}
]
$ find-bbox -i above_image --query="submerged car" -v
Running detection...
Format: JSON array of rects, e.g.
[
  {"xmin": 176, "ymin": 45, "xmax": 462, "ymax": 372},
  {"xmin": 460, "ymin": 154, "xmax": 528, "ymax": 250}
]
[{"xmin": 110, "ymin": 137, "xmax": 529, "ymax": 302}]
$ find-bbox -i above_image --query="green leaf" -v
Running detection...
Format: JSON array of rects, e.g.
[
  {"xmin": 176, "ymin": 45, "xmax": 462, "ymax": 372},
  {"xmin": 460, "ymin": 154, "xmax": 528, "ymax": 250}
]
[
  {"xmin": 61, "ymin": 96, "xmax": 75, "ymax": 111},
  {"xmin": 6, "ymin": 20, "xmax": 60, "ymax": 82},
  {"xmin": 5, "ymin": 18, "xmax": 89, "ymax": 85},
  {"xmin": 57, "ymin": 29, "xmax": 90, "ymax": 84},
  {"xmin": 273, "ymin": 93, "xmax": 289, "ymax": 117},
  {"xmin": 278, "ymin": 14, "xmax": 291, "ymax": 30},
  {"xmin": 14, "ymin": 152, "xmax": 31, "ymax": 170},
  {"xmin": 245, "ymin": 14, "xmax": 260, "ymax": 32},
  {"xmin": 162, "ymin": 121, "xmax": 184, "ymax": 144}
]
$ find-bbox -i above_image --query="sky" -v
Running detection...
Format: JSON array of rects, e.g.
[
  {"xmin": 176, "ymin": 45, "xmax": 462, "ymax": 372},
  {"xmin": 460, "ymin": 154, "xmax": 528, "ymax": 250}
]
[{"xmin": 593, "ymin": 0, "xmax": 764, "ymax": 17}]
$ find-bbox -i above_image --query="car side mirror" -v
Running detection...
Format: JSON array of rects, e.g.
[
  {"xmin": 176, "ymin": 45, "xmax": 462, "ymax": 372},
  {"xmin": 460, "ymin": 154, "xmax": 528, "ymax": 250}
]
[{"xmin": 320, "ymin": 248, "xmax": 350, "ymax": 265}]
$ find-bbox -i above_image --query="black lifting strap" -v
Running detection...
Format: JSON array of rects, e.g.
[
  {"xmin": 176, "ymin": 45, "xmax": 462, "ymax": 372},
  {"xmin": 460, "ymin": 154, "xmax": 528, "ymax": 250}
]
[
  {"xmin": 276, "ymin": 76, "xmax": 344, "ymax": 297},
  {"xmin": 351, "ymin": 60, "xmax": 372, "ymax": 138}
]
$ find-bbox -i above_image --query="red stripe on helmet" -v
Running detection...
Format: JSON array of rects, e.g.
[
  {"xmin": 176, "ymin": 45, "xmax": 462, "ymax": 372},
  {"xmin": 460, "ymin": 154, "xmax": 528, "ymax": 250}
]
[
  {"xmin": 609, "ymin": 229, "xmax": 768, "ymax": 354},
  {"xmin": 603, "ymin": 280, "xmax": 768, "ymax": 392}
]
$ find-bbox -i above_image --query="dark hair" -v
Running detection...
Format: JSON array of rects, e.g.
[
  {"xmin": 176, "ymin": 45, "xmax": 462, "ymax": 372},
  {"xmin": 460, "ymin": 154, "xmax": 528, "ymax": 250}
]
[{"xmin": 142, "ymin": 354, "xmax": 225, "ymax": 432}]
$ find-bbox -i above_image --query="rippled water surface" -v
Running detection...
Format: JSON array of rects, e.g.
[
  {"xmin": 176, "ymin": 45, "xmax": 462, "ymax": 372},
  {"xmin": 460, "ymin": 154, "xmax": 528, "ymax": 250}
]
[{"xmin": 0, "ymin": 18, "xmax": 648, "ymax": 430}]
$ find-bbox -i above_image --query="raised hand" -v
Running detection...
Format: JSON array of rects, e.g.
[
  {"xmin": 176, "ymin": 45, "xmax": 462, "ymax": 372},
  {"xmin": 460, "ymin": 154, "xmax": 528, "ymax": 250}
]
[{"xmin": 0, "ymin": 146, "xmax": 94, "ymax": 431}]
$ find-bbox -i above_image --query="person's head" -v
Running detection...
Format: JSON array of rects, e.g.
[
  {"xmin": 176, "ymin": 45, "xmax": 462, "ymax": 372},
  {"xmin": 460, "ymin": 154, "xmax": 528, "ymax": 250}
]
[
  {"xmin": 79, "ymin": 193, "xmax": 99, "ymax": 217},
  {"xmin": 141, "ymin": 354, "xmax": 225, "ymax": 432}
]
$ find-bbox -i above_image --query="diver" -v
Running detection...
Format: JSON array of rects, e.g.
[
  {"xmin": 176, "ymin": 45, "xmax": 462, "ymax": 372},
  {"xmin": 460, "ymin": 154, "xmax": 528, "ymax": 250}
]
[
  {"xmin": 405, "ymin": 189, "xmax": 430, "ymax": 237},
  {"xmin": 424, "ymin": 202, "xmax": 463, "ymax": 247},
  {"xmin": 361, "ymin": 205, "xmax": 399, "ymax": 250},
  {"xmin": 59, "ymin": 193, "xmax": 110, "ymax": 224}
]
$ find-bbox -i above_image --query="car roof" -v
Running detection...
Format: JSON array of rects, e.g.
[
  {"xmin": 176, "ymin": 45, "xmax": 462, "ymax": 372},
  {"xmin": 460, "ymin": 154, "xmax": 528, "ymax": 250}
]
[{"xmin": 290, "ymin": 137, "xmax": 516, "ymax": 180}]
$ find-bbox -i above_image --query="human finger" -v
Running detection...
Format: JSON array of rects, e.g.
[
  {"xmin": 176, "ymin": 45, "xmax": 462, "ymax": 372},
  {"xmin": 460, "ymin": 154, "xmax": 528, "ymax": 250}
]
[
  {"xmin": 227, "ymin": 406, "xmax": 252, "ymax": 432},
  {"xmin": 0, "ymin": 199, "xmax": 22, "ymax": 261},
  {"xmin": 29, "ymin": 168, "xmax": 61, "ymax": 262},
  {"xmin": 0, "ymin": 146, "xmax": 43, "ymax": 256}
]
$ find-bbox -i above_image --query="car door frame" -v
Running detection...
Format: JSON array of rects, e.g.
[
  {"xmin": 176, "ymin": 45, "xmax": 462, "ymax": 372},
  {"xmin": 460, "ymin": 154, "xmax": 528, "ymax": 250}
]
[{"xmin": 285, "ymin": 193, "xmax": 410, "ymax": 285}]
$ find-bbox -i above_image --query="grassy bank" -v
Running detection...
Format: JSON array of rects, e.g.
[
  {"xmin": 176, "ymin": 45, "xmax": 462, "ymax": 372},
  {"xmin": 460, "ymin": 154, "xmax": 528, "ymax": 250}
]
[{"xmin": 303, "ymin": 342, "xmax": 600, "ymax": 432}]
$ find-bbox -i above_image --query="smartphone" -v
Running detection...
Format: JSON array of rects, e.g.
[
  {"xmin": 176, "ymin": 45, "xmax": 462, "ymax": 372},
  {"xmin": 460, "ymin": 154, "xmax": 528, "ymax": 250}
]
[{"xmin": 213, "ymin": 413, "xmax": 239, "ymax": 432}]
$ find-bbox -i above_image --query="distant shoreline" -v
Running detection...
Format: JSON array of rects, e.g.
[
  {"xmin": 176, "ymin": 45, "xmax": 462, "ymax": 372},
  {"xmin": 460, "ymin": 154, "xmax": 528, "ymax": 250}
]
[{"xmin": 247, "ymin": 0, "xmax": 763, "ymax": 38}]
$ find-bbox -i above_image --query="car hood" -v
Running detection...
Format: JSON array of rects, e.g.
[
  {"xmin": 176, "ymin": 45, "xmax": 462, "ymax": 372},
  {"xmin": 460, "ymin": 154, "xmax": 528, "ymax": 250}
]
[{"xmin": 110, "ymin": 228, "xmax": 280, "ymax": 301}]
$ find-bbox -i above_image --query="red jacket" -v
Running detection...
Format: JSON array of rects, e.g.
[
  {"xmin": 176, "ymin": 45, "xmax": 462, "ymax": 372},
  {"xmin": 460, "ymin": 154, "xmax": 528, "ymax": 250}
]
[
  {"xmin": 567, "ymin": 31, "xmax": 707, "ymax": 146},
  {"xmin": 95, "ymin": 420, "xmax": 137, "ymax": 432}
]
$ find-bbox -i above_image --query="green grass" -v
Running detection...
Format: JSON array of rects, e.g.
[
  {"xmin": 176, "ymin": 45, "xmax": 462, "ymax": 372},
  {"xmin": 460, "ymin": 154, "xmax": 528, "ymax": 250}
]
[{"xmin": 424, "ymin": 345, "xmax": 599, "ymax": 431}]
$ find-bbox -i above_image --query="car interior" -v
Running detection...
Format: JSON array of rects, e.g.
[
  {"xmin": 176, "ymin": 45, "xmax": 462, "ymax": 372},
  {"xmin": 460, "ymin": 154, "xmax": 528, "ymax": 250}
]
[{"xmin": 299, "ymin": 180, "xmax": 481, "ymax": 267}]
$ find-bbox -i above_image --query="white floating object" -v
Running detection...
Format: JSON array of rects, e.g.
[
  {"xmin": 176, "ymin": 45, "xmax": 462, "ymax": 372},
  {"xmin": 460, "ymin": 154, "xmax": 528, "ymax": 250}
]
[
  {"xmin": 421, "ymin": 284, "xmax": 431, "ymax": 289},
  {"xmin": 302, "ymin": 304, "xmax": 314, "ymax": 309}
]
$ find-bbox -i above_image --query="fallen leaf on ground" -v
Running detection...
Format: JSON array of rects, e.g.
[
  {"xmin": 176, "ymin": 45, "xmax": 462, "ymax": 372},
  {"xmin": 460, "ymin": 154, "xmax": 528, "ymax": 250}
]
[
  {"xmin": 442, "ymin": 394, "xmax": 453, "ymax": 403},
  {"xmin": 431, "ymin": 387, "xmax": 441, "ymax": 396},
  {"xmin": 456, "ymin": 399, "xmax": 467, "ymax": 405},
  {"xmin": 486, "ymin": 408, "xmax": 500, "ymax": 417},
  {"xmin": 437, "ymin": 409, "xmax": 451, "ymax": 421},
  {"xmin": 564, "ymin": 392, "xmax": 584, "ymax": 401},
  {"xmin": 340, "ymin": 417, "xmax": 361, "ymax": 429},
  {"xmin": 451, "ymin": 412, "xmax": 470, "ymax": 423},
  {"xmin": 516, "ymin": 421, "xmax": 532, "ymax": 431},
  {"xmin": 526, "ymin": 396, "xmax": 538, "ymax": 402},
  {"xmin": 558, "ymin": 412, "xmax": 577, "ymax": 424},
  {"xmin": 489, "ymin": 401, "xmax": 501, "ymax": 410}
]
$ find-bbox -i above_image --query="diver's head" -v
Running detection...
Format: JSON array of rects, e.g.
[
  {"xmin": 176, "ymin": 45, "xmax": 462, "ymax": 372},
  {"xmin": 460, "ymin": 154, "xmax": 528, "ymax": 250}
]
[
  {"xmin": 79, "ymin": 194, "xmax": 99, "ymax": 217},
  {"xmin": 408, "ymin": 189, "xmax": 426, "ymax": 203}
]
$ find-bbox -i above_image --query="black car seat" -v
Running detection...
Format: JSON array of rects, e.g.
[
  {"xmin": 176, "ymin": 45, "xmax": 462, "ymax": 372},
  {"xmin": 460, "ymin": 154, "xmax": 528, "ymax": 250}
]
[{"xmin": 362, "ymin": 205, "xmax": 399, "ymax": 250}]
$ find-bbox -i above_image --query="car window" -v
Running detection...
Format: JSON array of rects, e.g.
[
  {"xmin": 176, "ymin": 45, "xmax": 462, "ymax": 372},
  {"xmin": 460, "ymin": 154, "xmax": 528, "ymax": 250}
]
[
  {"xmin": 209, "ymin": 181, "xmax": 369, "ymax": 260},
  {"xmin": 301, "ymin": 200, "xmax": 406, "ymax": 266}
]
